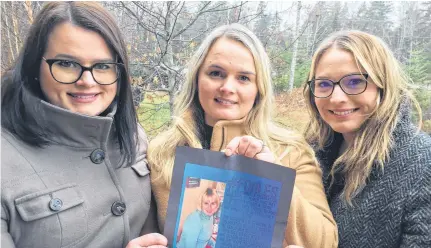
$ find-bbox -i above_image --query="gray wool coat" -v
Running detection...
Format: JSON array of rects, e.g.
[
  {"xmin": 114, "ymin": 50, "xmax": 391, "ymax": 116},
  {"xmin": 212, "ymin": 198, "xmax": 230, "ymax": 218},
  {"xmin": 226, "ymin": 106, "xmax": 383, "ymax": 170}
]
[
  {"xmin": 1, "ymin": 90, "xmax": 158, "ymax": 248},
  {"xmin": 314, "ymin": 107, "xmax": 431, "ymax": 248}
]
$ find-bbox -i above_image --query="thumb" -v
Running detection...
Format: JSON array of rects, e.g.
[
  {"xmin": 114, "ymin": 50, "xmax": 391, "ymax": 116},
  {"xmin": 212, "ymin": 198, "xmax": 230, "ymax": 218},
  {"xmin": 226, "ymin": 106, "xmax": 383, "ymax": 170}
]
[{"xmin": 126, "ymin": 233, "xmax": 167, "ymax": 247}]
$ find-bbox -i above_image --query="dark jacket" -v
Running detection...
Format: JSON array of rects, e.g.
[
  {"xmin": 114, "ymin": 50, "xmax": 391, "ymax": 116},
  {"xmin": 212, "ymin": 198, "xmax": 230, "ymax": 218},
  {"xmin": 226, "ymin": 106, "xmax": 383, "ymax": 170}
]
[
  {"xmin": 314, "ymin": 108, "xmax": 431, "ymax": 247},
  {"xmin": 1, "ymin": 89, "xmax": 158, "ymax": 248}
]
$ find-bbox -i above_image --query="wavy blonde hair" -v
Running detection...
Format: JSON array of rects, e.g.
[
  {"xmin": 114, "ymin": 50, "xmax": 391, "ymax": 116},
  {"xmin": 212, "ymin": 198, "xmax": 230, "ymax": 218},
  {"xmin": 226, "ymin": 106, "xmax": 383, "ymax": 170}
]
[
  {"xmin": 303, "ymin": 30, "xmax": 422, "ymax": 205},
  {"xmin": 149, "ymin": 23, "xmax": 315, "ymax": 186}
]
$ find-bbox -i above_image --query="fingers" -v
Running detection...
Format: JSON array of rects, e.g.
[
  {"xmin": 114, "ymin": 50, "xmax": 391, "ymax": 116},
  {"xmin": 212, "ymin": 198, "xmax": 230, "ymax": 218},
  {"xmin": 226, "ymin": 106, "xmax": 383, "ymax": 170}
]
[
  {"xmin": 242, "ymin": 137, "xmax": 263, "ymax": 158},
  {"xmin": 237, "ymin": 136, "xmax": 251, "ymax": 156},
  {"xmin": 254, "ymin": 145, "xmax": 275, "ymax": 163},
  {"xmin": 126, "ymin": 233, "xmax": 168, "ymax": 248},
  {"xmin": 225, "ymin": 136, "xmax": 264, "ymax": 158},
  {"xmin": 224, "ymin": 136, "xmax": 275, "ymax": 163},
  {"xmin": 225, "ymin": 136, "xmax": 241, "ymax": 156}
]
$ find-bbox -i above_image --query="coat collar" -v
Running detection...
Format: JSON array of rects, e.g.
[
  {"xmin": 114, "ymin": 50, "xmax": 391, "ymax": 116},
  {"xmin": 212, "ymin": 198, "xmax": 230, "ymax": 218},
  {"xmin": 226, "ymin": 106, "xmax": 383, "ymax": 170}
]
[
  {"xmin": 23, "ymin": 87, "xmax": 117, "ymax": 148},
  {"xmin": 183, "ymin": 109, "xmax": 248, "ymax": 151},
  {"xmin": 210, "ymin": 117, "xmax": 248, "ymax": 151}
]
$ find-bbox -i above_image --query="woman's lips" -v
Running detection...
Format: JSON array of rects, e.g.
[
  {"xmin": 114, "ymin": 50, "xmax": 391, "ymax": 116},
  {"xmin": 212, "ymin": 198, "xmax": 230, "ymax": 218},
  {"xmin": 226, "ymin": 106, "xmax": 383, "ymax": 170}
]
[
  {"xmin": 68, "ymin": 93, "xmax": 99, "ymax": 103},
  {"xmin": 215, "ymin": 97, "xmax": 237, "ymax": 105},
  {"xmin": 329, "ymin": 108, "xmax": 359, "ymax": 116}
]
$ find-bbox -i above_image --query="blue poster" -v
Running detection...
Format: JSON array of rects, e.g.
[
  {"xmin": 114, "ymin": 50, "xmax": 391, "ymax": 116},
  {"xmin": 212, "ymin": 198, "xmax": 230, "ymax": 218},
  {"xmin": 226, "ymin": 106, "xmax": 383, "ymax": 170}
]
[{"xmin": 164, "ymin": 146, "xmax": 296, "ymax": 248}]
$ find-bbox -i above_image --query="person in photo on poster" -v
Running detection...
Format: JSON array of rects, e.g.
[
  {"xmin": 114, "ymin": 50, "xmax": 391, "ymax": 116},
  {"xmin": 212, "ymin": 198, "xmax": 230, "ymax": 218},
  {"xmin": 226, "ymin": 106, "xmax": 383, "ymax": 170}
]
[
  {"xmin": 148, "ymin": 23, "xmax": 338, "ymax": 247},
  {"xmin": 176, "ymin": 188, "xmax": 220, "ymax": 248}
]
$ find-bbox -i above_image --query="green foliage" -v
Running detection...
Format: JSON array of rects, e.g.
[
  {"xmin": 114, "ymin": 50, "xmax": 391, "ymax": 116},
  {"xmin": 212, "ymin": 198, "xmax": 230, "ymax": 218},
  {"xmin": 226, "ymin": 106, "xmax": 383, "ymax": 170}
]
[
  {"xmin": 272, "ymin": 47, "xmax": 292, "ymax": 92},
  {"xmin": 294, "ymin": 58, "xmax": 311, "ymax": 88},
  {"xmin": 423, "ymin": 120, "xmax": 431, "ymax": 134},
  {"xmin": 414, "ymin": 89, "xmax": 431, "ymax": 112},
  {"xmin": 412, "ymin": 89, "xmax": 431, "ymax": 124},
  {"xmin": 272, "ymin": 48, "xmax": 311, "ymax": 92},
  {"xmin": 406, "ymin": 49, "xmax": 431, "ymax": 86},
  {"xmin": 137, "ymin": 92, "xmax": 171, "ymax": 138}
]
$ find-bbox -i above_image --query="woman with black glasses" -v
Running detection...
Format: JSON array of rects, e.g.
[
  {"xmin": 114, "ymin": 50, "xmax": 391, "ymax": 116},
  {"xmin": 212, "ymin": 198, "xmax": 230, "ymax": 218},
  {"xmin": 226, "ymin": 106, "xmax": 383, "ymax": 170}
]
[
  {"xmin": 1, "ymin": 2, "xmax": 166, "ymax": 248},
  {"xmin": 304, "ymin": 30, "xmax": 431, "ymax": 247}
]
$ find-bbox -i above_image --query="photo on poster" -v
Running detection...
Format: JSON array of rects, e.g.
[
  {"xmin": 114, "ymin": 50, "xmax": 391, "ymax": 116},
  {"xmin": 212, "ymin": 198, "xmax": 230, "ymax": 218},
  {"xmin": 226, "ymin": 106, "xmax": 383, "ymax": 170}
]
[
  {"xmin": 176, "ymin": 178, "xmax": 225, "ymax": 248},
  {"xmin": 164, "ymin": 146, "xmax": 296, "ymax": 248}
]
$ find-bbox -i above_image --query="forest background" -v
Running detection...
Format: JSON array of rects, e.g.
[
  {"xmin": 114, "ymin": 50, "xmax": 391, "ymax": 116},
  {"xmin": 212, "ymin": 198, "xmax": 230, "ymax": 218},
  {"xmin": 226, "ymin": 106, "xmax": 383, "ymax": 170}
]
[{"xmin": 2, "ymin": 1, "xmax": 431, "ymax": 137}]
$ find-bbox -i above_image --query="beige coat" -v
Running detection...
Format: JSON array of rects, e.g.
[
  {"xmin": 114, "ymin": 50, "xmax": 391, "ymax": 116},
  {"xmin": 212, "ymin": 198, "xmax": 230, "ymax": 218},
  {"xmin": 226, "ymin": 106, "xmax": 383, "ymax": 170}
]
[
  {"xmin": 1, "ymin": 90, "xmax": 157, "ymax": 248},
  {"xmin": 150, "ymin": 118, "xmax": 338, "ymax": 248}
]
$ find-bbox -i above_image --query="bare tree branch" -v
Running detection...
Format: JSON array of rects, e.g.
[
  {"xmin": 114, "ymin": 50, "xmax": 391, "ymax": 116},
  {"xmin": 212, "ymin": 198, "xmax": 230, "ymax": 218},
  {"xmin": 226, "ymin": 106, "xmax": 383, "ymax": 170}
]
[
  {"xmin": 120, "ymin": 1, "xmax": 165, "ymax": 39},
  {"xmin": 131, "ymin": 1, "xmax": 165, "ymax": 26}
]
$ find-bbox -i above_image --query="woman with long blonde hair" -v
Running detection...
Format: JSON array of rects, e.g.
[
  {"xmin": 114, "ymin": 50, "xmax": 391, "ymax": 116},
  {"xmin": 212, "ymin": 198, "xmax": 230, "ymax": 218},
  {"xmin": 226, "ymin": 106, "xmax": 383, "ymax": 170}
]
[
  {"xmin": 304, "ymin": 30, "xmax": 431, "ymax": 247},
  {"xmin": 176, "ymin": 188, "xmax": 220, "ymax": 248},
  {"xmin": 149, "ymin": 23, "xmax": 338, "ymax": 247}
]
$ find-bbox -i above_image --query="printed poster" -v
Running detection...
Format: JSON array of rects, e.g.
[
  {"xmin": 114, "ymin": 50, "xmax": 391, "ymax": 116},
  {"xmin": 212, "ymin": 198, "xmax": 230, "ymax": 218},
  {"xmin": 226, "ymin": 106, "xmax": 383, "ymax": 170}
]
[{"xmin": 164, "ymin": 146, "xmax": 296, "ymax": 248}]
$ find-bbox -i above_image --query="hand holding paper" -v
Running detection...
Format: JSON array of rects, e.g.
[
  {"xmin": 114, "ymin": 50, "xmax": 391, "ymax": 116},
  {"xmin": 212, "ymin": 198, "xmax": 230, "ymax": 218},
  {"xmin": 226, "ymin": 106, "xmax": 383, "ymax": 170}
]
[{"xmin": 225, "ymin": 135, "xmax": 275, "ymax": 163}]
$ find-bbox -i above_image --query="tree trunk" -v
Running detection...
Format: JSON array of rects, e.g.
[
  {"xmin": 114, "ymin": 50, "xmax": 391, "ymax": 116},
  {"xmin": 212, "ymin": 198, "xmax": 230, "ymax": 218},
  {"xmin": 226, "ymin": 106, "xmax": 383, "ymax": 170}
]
[
  {"xmin": 3, "ymin": 3, "xmax": 15, "ymax": 63},
  {"xmin": 288, "ymin": 1, "xmax": 301, "ymax": 91},
  {"xmin": 311, "ymin": 12, "xmax": 320, "ymax": 54},
  {"xmin": 24, "ymin": 1, "xmax": 34, "ymax": 24},
  {"xmin": 11, "ymin": 2, "xmax": 21, "ymax": 55},
  {"xmin": 164, "ymin": 11, "xmax": 176, "ymax": 117}
]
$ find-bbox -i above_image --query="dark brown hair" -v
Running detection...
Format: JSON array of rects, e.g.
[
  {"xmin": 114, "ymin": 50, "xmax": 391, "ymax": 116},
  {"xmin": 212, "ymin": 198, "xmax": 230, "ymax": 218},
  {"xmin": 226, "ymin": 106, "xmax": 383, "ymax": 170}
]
[{"xmin": 1, "ymin": 2, "xmax": 138, "ymax": 166}]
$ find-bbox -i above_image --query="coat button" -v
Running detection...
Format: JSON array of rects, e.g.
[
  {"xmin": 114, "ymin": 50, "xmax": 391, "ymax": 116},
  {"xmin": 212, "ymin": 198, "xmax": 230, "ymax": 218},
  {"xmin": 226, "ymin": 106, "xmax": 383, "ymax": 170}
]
[
  {"xmin": 90, "ymin": 149, "xmax": 105, "ymax": 164},
  {"xmin": 49, "ymin": 198, "xmax": 63, "ymax": 211},
  {"xmin": 111, "ymin": 201, "xmax": 126, "ymax": 216}
]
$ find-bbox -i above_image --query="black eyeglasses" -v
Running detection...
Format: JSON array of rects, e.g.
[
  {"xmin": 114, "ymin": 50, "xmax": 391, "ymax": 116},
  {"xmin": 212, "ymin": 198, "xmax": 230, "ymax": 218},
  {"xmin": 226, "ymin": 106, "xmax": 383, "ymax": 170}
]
[
  {"xmin": 42, "ymin": 57, "xmax": 124, "ymax": 85},
  {"xmin": 308, "ymin": 73, "xmax": 369, "ymax": 98}
]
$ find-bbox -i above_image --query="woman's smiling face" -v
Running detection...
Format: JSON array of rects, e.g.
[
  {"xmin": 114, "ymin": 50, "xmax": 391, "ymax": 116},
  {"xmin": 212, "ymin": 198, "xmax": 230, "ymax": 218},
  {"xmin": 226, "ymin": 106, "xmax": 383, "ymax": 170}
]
[
  {"xmin": 39, "ymin": 22, "xmax": 117, "ymax": 116},
  {"xmin": 201, "ymin": 196, "xmax": 219, "ymax": 216},
  {"xmin": 197, "ymin": 37, "xmax": 258, "ymax": 126},
  {"xmin": 314, "ymin": 48, "xmax": 380, "ymax": 139}
]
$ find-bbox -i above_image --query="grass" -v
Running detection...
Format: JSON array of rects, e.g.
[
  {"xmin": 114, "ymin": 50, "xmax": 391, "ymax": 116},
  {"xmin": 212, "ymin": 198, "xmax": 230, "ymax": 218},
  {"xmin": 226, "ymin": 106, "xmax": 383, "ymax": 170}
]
[
  {"xmin": 137, "ymin": 91, "xmax": 171, "ymax": 138},
  {"xmin": 273, "ymin": 88, "xmax": 309, "ymax": 133}
]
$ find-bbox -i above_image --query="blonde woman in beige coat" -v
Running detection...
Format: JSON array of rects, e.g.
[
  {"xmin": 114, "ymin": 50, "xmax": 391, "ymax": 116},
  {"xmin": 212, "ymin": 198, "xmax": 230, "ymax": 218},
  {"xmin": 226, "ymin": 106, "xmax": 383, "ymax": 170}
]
[
  {"xmin": 1, "ymin": 2, "xmax": 167, "ymax": 248},
  {"xmin": 148, "ymin": 23, "xmax": 338, "ymax": 248}
]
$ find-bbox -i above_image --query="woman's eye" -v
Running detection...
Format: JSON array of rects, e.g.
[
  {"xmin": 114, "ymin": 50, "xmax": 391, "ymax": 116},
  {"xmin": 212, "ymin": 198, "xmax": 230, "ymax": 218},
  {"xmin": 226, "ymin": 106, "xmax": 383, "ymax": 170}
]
[
  {"xmin": 347, "ymin": 79, "xmax": 364, "ymax": 86},
  {"xmin": 208, "ymin": 71, "xmax": 222, "ymax": 77},
  {"xmin": 317, "ymin": 80, "xmax": 332, "ymax": 88},
  {"xmin": 94, "ymin": 63, "xmax": 111, "ymax": 70},
  {"xmin": 239, "ymin": 75, "xmax": 250, "ymax": 82},
  {"xmin": 57, "ymin": 61, "xmax": 77, "ymax": 68}
]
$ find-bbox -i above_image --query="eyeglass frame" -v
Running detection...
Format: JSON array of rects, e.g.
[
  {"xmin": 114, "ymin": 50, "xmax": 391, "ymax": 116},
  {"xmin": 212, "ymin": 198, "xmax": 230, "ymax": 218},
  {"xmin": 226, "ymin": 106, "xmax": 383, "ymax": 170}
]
[
  {"xmin": 42, "ymin": 57, "xmax": 125, "ymax": 85},
  {"xmin": 307, "ymin": 73, "xmax": 369, "ymax": 98}
]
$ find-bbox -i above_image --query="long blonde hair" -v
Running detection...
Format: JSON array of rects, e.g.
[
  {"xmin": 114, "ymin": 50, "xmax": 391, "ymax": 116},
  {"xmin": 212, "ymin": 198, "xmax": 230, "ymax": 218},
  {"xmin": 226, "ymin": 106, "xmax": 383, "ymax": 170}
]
[
  {"xmin": 303, "ymin": 30, "xmax": 422, "ymax": 205},
  {"xmin": 149, "ymin": 23, "xmax": 314, "ymax": 186}
]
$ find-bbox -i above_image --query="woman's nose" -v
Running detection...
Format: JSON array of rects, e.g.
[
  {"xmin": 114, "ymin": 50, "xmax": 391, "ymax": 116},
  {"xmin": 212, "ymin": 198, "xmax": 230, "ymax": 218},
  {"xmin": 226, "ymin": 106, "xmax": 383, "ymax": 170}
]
[
  {"xmin": 329, "ymin": 85, "xmax": 349, "ymax": 103},
  {"xmin": 219, "ymin": 77, "xmax": 236, "ymax": 93},
  {"xmin": 75, "ymin": 70, "xmax": 97, "ymax": 86}
]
